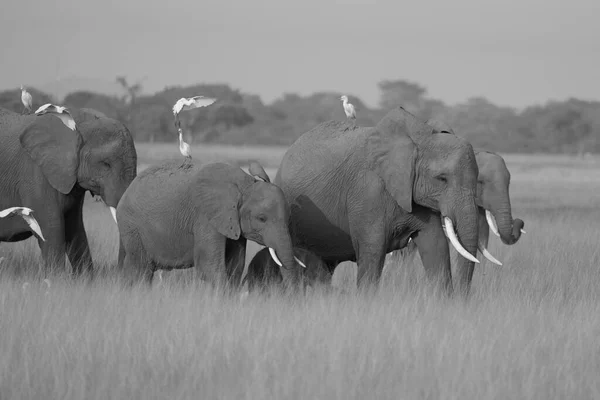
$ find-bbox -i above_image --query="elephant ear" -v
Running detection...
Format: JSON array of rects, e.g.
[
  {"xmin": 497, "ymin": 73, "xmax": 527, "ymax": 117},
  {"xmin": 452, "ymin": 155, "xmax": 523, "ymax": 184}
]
[
  {"xmin": 193, "ymin": 174, "xmax": 242, "ymax": 240},
  {"xmin": 367, "ymin": 107, "xmax": 422, "ymax": 212},
  {"xmin": 248, "ymin": 161, "xmax": 271, "ymax": 183},
  {"xmin": 19, "ymin": 114, "xmax": 82, "ymax": 194}
]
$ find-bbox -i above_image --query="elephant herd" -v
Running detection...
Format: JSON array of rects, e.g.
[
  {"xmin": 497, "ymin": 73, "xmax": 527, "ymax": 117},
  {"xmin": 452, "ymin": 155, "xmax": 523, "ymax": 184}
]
[{"xmin": 0, "ymin": 105, "xmax": 524, "ymax": 296}]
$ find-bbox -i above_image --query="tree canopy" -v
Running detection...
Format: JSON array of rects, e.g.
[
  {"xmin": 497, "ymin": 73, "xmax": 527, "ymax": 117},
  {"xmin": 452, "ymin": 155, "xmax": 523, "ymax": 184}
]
[{"xmin": 2, "ymin": 78, "xmax": 598, "ymax": 154}]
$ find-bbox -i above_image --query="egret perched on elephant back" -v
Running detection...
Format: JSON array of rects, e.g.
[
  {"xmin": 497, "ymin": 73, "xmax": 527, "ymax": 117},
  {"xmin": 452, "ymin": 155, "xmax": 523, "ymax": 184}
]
[
  {"xmin": 20, "ymin": 86, "xmax": 33, "ymax": 115},
  {"xmin": 0, "ymin": 106, "xmax": 138, "ymax": 277},
  {"xmin": 172, "ymin": 96, "xmax": 217, "ymax": 165},
  {"xmin": 275, "ymin": 106, "xmax": 491, "ymax": 296},
  {"xmin": 340, "ymin": 95, "xmax": 357, "ymax": 127},
  {"xmin": 116, "ymin": 160, "xmax": 308, "ymax": 289}
]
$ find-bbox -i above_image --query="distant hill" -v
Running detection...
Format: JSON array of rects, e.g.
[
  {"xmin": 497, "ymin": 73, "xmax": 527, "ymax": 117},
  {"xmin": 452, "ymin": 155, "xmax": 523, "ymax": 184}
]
[{"xmin": 34, "ymin": 76, "xmax": 125, "ymax": 102}]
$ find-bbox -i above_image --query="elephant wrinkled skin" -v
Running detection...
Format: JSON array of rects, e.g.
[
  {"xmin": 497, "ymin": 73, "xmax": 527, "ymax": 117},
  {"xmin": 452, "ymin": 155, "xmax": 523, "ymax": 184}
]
[
  {"xmin": 116, "ymin": 161, "xmax": 304, "ymax": 288},
  {"xmin": 0, "ymin": 107, "xmax": 137, "ymax": 276},
  {"xmin": 275, "ymin": 107, "xmax": 481, "ymax": 295}
]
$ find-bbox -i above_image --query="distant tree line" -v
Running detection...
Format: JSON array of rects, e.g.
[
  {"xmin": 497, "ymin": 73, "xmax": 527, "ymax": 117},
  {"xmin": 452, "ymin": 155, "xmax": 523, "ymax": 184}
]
[{"xmin": 1, "ymin": 78, "xmax": 599, "ymax": 154}]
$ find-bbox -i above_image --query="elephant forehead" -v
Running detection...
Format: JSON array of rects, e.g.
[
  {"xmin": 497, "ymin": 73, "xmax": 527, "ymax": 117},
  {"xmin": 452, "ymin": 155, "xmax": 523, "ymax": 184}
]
[{"xmin": 246, "ymin": 185, "xmax": 287, "ymax": 213}]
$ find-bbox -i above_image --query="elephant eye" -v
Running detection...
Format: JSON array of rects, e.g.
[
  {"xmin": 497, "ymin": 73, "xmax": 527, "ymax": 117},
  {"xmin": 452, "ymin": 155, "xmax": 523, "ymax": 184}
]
[
  {"xmin": 436, "ymin": 175, "xmax": 448, "ymax": 183},
  {"xmin": 102, "ymin": 161, "xmax": 111, "ymax": 169},
  {"xmin": 257, "ymin": 215, "xmax": 267, "ymax": 223}
]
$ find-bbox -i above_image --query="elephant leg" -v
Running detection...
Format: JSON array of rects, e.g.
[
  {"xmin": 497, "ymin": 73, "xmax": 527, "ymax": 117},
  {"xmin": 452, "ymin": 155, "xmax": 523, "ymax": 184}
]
[
  {"xmin": 413, "ymin": 217, "xmax": 453, "ymax": 295},
  {"xmin": 352, "ymin": 225, "xmax": 387, "ymax": 289},
  {"xmin": 347, "ymin": 177, "xmax": 388, "ymax": 289},
  {"xmin": 224, "ymin": 238, "xmax": 247, "ymax": 289},
  {"xmin": 64, "ymin": 201, "xmax": 94, "ymax": 278},
  {"xmin": 117, "ymin": 236, "xmax": 126, "ymax": 271},
  {"xmin": 37, "ymin": 219, "xmax": 67, "ymax": 278},
  {"xmin": 120, "ymin": 231, "xmax": 153, "ymax": 286},
  {"xmin": 193, "ymin": 231, "xmax": 228, "ymax": 291}
]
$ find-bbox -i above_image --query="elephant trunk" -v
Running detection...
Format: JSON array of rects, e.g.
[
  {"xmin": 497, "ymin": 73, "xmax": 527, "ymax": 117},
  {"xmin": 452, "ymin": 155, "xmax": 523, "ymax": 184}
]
[
  {"xmin": 263, "ymin": 229, "xmax": 303, "ymax": 288},
  {"xmin": 489, "ymin": 203, "xmax": 524, "ymax": 245},
  {"xmin": 102, "ymin": 163, "xmax": 137, "ymax": 224},
  {"xmin": 445, "ymin": 198, "xmax": 480, "ymax": 295}
]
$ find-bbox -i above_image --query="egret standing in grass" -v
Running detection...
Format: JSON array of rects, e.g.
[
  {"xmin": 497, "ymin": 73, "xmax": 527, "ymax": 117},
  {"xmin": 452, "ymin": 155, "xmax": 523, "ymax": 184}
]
[
  {"xmin": 35, "ymin": 104, "xmax": 77, "ymax": 131},
  {"xmin": 340, "ymin": 95, "xmax": 357, "ymax": 123},
  {"xmin": 172, "ymin": 96, "xmax": 217, "ymax": 164},
  {"xmin": 20, "ymin": 85, "xmax": 33, "ymax": 115},
  {"xmin": 0, "ymin": 207, "xmax": 45, "ymax": 241}
]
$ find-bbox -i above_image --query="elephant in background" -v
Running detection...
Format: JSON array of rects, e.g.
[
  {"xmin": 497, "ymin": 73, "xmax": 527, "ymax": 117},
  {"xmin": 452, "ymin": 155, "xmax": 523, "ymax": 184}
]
[
  {"xmin": 243, "ymin": 246, "xmax": 332, "ymax": 293},
  {"xmin": 473, "ymin": 149, "xmax": 525, "ymax": 249},
  {"xmin": 427, "ymin": 119, "xmax": 525, "ymax": 259},
  {"xmin": 0, "ymin": 107, "xmax": 137, "ymax": 276},
  {"xmin": 276, "ymin": 107, "xmax": 485, "ymax": 295},
  {"xmin": 116, "ymin": 161, "xmax": 307, "ymax": 288}
]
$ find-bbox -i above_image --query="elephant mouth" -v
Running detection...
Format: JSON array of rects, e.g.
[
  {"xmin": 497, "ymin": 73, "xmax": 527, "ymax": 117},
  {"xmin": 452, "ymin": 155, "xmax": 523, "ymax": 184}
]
[
  {"xmin": 267, "ymin": 248, "xmax": 307, "ymax": 269},
  {"xmin": 441, "ymin": 215, "xmax": 503, "ymax": 267},
  {"xmin": 89, "ymin": 191, "xmax": 118, "ymax": 224}
]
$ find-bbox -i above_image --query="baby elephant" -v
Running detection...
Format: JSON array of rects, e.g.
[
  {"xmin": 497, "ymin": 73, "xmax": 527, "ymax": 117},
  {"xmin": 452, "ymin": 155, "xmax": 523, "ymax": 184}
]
[
  {"xmin": 243, "ymin": 247, "xmax": 332, "ymax": 292},
  {"xmin": 116, "ymin": 161, "xmax": 306, "ymax": 288}
]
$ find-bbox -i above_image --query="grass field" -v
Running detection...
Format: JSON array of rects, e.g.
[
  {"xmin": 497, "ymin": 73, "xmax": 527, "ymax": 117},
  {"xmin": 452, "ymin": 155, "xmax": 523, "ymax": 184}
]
[{"xmin": 1, "ymin": 144, "xmax": 600, "ymax": 399}]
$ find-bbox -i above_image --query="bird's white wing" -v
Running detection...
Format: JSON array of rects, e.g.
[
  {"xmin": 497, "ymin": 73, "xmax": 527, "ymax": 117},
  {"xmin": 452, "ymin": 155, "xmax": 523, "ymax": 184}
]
[
  {"xmin": 0, "ymin": 206, "xmax": 33, "ymax": 218},
  {"xmin": 173, "ymin": 98, "xmax": 186, "ymax": 115},
  {"xmin": 23, "ymin": 214, "xmax": 45, "ymax": 241},
  {"xmin": 180, "ymin": 97, "xmax": 217, "ymax": 112},
  {"xmin": 190, "ymin": 96, "xmax": 217, "ymax": 106},
  {"xmin": 35, "ymin": 103, "xmax": 53, "ymax": 114},
  {"xmin": 350, "ymin": 104, "xmax": 356, "ymax": 118},
  {"xmin": 56, "ymin": 113, "xmax": 77, "ymax": 131},
  {"xmin": 0, "ymin": 207, "xmax": 44, "ymax": 241}
]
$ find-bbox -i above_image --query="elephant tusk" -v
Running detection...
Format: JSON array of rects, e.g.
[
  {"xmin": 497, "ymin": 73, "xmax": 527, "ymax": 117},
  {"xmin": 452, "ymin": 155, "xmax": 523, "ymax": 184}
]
[
  {"xmin": 520, "ymin": 229, "xmax": 527, "ymax": 234},
  {"xmin": 478, "ymin": 243, "xmax": 503, "ymax": 266},
  {"xmin": 268, "ymin": 247, "xmax": 283, "ymax": 267},
  {"xmin": 294, "ymin": 256, "xmax": 307, "ymax": 269},
  {"xmin": 485, "ymin": 210, "xmax": 500, "ymax": 237},
  {"xmin": 110, "ymin": 207, "xmax": 118, "ymax": 224},
  {"xmin": 443, "ymin": 217, "xmax": 479, "ymax": 264}
]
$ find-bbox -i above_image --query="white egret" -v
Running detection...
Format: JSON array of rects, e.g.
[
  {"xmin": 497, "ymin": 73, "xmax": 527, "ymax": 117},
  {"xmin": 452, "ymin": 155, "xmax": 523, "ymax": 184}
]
[
  {"xmin": 20, "ymin": 85, "xmax": 33, "ymax": 114},
  {"xmin": 35, "ymin": 104, "xmax": 77, "ymax": 131},
  {"xmin": 340, "ymin": 95, "xmax": 357, "ymax": 120},
  {"xmin": 172, "ymin": 96, "xmax": 217, "ymax": 116},
  {"xmin": 178, "ymin": 128, "xmax": 192, "ymax": 162},
  {"xmin": 172, "ymin": 96, "xmax": 217, "ymax": 162},
  {"xmin": 0, "ymin": 207, "xmax": 45, "ymax": 241}
]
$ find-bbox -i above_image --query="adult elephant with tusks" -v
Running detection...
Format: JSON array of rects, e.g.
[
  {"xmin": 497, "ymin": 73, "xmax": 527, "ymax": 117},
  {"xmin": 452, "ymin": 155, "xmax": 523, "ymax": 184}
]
[
  {"xmin": 426, "ymin": 119, "xmax": 526, "ymax": 258},
  {"xmin": 116, "ymin": 161, "xmax": 306, "ymax": 289},
  {"xmin": 276, "ymin": 107, "xmax": 487, "ymax": 296},
  {"xmin": 0, "ymin": 107, "xmax": 137, "ymax": 277}
]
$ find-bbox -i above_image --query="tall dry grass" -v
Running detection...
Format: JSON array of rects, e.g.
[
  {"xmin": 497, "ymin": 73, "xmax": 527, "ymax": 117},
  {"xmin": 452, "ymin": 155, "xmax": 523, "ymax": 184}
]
[{"xmin": 0, "ymin": 148, "xmax": 599, "ymax": 399}]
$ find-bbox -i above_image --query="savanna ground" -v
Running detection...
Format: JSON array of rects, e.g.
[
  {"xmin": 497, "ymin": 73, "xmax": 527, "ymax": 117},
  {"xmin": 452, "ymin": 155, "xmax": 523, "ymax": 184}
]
[{"xmin": 1, "ymin": 143, "xmax": 600, "ymax": 399}]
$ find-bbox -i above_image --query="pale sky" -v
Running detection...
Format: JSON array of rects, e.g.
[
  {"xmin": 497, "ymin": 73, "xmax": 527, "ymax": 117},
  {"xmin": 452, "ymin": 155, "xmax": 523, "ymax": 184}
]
[{"xmin": 2, "ymin": 0, "xmax": 598, "ymax": 109}]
